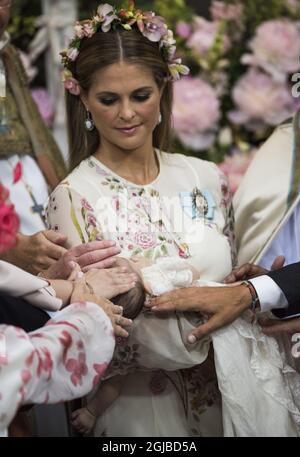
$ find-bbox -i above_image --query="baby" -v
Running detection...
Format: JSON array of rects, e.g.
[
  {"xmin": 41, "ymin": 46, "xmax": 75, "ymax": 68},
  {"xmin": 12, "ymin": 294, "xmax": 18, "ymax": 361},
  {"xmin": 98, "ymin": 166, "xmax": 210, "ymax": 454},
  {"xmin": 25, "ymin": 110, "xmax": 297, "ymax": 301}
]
[
  {"xmin": 71, "ymin": 255, "xmax": 200, "ymax": 435},
  {"xmin": 71, "ymin": 257, "xmax": 300, "ymax": 436}
]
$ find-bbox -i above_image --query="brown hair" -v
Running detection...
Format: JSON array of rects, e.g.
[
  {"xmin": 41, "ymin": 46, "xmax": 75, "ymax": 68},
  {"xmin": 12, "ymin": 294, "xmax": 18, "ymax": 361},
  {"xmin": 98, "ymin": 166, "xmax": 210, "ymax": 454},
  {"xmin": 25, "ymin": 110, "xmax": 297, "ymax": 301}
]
[
  {"xmin": 66, "ymin": 29, "xmax": 173, "ymax": 171},
  {"xmin": 112, "ymin": 281, "xmax": 145, "ymax": 320}
]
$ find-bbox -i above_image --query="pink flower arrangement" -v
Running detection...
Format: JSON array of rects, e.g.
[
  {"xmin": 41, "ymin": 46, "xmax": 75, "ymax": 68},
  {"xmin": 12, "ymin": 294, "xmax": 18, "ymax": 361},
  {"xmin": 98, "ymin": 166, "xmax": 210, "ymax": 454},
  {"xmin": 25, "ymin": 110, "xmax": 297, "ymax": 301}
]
[
  {"xmin": 172, "ymin": 77, "xmax": 220, "ymax": 150},
  {"xmin": 210, "ymin": 1, "xmax": 243, "ymax": 22},
  {"xmin": 218, "ymin": 150, "xmax": 257, "ymax": 194},
  {"xmin": 229, "ymin": 69, "xmax": 295, "ymax": 127},
  {"xmin": 242, "ymin": 20, "xmax": 300, "ymax": 82},
  {"xmin": 176, "ymin": 21, "xmax": 192, "ymax": 39},
  {"xmin": 0, "ymin": 184, "xmax": 19, "ymax": 254},
  {"xmin": 187, "ymin": 17, "xmax": 230, "ymax": 58}
]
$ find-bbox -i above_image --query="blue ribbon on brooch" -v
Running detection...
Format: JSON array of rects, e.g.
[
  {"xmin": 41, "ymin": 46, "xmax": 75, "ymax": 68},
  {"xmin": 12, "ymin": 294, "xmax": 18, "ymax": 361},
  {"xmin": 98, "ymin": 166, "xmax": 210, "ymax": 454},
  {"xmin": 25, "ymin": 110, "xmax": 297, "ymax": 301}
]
[{"xmin": 179, "ymin": 188, "xmax": 216, "ymax": 220}]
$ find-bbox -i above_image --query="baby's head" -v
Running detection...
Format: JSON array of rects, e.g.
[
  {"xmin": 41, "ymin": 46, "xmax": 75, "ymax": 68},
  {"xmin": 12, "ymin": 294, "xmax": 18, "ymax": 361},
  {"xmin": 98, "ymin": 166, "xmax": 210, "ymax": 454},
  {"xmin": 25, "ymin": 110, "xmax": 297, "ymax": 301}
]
[
  {"xmin": 112, "ymin": 281, "xmax": 145, "ymax": 319},
  {"xmin": 110, "ymin": 257, "xmax": 151, "ymax": 319}
]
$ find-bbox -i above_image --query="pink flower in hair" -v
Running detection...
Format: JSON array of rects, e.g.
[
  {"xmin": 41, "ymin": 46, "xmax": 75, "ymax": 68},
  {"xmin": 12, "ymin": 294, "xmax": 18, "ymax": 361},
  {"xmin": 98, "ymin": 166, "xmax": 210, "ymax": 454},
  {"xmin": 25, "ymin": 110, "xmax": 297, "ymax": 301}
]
[
  {"xmin": 95, "ymin": 3, "xmax": 118, "ymax": 33},
  {"xmin": 67, "ymin": 47, "xmax": 79, "ymax": 62},
  {"xmin": 142, "ymin": 12, "xmax": 168, "ymax": 42},
  {"xmin": 74, "ymin": 22, "xmax": 85, "ymax": 39},
  {"xmin": 82, "ymin": 21, "xmax": 94, "ymax": 38},
  {"xmin": 62, "ymin": 70, "xmax": 80, "ymax": 96}
]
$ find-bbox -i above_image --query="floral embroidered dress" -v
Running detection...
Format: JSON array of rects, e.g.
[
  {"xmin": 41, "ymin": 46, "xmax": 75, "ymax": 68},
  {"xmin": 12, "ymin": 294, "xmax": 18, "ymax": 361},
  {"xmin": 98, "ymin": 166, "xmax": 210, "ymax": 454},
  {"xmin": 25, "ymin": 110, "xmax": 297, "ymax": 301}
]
[
  {"xmin": 47, "ymin": 150, "xmax": 235, "ymax": 437},
  {"xmin": 0, "ymin": 301, "xmax": 115, "ymax": 437}
]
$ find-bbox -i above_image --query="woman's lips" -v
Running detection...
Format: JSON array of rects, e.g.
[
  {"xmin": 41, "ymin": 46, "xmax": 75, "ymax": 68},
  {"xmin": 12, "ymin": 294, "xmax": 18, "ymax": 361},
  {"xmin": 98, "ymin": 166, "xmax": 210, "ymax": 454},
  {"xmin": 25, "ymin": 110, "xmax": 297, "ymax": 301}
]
[{"xmin": 116, "ymin": 124, "xmax": 142, "ymax": 135}]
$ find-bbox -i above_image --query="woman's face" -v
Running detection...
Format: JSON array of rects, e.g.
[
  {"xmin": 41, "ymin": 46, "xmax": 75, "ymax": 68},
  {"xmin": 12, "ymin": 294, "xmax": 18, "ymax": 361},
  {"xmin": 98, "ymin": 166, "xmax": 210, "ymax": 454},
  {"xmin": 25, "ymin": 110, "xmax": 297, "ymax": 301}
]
[
  {"xmin": 81, "ymin": 61, "xmax": 162, "ymax": 152},
  {"xmin": 0, "ymin": 1, "xmax": 11, "ymax": 39}
]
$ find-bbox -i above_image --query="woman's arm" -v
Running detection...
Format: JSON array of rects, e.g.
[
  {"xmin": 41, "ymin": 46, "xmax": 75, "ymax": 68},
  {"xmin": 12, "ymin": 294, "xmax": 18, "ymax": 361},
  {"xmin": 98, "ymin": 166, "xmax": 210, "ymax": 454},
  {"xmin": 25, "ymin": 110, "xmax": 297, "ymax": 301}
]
[
  {"xmin": 0, "ymin": 301, "xmax": 115, "ymax": 436},
  {"xmin": 47, "ymin": 279, "xmax": 74, "ymax": 308}
]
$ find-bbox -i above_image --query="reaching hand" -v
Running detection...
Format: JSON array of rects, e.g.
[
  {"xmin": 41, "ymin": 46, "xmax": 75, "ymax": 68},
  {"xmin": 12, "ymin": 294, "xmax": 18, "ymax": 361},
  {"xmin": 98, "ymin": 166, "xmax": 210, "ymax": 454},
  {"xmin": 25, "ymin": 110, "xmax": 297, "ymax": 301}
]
[
  {"xmin": 1, "ymin": 230, "xmax": 67, "ymax": 275},
  {"xmin": 83, "ymin": 267, "xmax": 138, "ymax": 299},
  {"xmin": 146, "ymin": 284, "xmax": 252, "ymax": 343},
  {"xmin": 41, "ymin": 240, "xmax": 122, "ymax": 279},
  {"xmin": 70, "ymin": 278, "xmax": 132, "ymax": 338},
  {"xmin": 224, "ymin": 255, "xmax": 285, "ymax": 284}
]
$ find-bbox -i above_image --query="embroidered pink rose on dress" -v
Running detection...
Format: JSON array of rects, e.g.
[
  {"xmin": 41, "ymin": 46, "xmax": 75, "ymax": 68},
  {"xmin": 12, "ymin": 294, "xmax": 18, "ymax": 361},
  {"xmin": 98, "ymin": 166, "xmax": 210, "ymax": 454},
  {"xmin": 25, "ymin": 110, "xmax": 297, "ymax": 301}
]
[{"xmin": 134, "ymin": 232, "xmax": 157, "ymax": 249}]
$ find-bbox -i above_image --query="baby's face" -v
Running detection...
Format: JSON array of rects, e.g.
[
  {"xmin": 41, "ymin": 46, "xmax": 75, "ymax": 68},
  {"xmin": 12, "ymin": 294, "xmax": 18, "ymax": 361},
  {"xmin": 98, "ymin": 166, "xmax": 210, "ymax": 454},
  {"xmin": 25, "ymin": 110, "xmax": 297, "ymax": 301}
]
[{"xmin": 114, "ymin": 256, "xmax": 153, "ymax": 275}]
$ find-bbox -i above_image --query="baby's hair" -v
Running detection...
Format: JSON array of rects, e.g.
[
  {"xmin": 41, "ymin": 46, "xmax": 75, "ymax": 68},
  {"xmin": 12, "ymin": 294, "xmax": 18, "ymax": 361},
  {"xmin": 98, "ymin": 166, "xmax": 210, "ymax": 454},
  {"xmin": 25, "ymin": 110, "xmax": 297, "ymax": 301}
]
[{"xmin": 112, "ymin": 281, "xmax": 145, "ymax": 319}]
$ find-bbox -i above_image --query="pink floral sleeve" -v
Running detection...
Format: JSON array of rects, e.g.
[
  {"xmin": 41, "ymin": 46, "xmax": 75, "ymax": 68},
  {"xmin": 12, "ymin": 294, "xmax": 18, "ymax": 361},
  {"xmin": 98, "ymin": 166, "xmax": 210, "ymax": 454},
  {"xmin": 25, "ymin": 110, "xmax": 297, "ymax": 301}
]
[{"xmin": 0, "ymin": 302, "xmax": 115, "ymax": 436}]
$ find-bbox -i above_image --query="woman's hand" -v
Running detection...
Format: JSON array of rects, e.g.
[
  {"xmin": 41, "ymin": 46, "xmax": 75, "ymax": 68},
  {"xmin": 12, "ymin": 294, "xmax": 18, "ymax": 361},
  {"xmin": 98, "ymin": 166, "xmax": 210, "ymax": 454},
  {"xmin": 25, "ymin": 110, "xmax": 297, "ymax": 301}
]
[
  {"xmin": 83, "ymin": 267, "xmax": 138, "ymax": 299},
  {"xmin": 71, "ymin": 278, "xmax": 132, "ymax": 338},
  {"xmin": 1, "ymin": 230, "xmax": 67, "ymax": 275},
  {"xmin": 40, "ymin": 240, "xmax": 122, "ymax": 279}
]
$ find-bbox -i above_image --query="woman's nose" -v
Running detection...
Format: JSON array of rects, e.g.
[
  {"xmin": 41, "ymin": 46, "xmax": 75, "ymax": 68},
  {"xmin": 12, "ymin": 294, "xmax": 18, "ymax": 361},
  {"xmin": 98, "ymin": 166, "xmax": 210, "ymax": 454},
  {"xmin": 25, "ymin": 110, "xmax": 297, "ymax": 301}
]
[{"xmin": 119, "ymin": 101, "xmax": 136, "ymax": 122}]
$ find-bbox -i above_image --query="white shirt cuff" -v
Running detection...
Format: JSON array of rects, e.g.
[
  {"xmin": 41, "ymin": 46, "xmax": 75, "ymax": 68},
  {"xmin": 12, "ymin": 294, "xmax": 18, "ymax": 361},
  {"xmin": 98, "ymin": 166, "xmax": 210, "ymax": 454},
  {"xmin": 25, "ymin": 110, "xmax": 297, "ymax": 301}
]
[{"xmin": 249, "ymin": 275, "xmax": 288, "ymax": 313}]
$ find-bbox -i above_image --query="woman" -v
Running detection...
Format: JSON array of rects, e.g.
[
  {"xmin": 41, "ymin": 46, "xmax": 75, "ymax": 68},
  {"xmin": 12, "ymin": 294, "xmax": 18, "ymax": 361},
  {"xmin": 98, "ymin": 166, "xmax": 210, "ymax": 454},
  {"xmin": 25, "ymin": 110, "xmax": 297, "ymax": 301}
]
[
  {"xmin": 0, "ymin": 185, "xmax": 130, "ymax": 437},
  {"xmin": 47, "ymin": 3, "xmax": 235, "ymax": 436},
  {"xmin": 0, "ymin": 275, "xmax": 117, "ymax": 437}
]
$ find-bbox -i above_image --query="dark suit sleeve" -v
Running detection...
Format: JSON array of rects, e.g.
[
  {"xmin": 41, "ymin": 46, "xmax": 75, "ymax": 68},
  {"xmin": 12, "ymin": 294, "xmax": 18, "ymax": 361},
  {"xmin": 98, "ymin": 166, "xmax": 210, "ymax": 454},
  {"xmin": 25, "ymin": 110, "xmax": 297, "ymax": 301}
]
[{"xmin": 267, "ymin": 262, "xmax": 300, "ymax": 318}]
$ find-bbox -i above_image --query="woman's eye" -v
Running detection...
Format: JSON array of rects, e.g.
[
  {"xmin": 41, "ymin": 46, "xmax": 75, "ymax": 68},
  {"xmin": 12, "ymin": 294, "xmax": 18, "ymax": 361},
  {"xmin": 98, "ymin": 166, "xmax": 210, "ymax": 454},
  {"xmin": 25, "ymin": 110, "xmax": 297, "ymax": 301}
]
[
  {"xmin": 99, "ymin": 98, "xmax": 117, "ymax": 106},
  {"xmin": 133, "ymin": 94, "xmax": 151, "ymax": 102}
]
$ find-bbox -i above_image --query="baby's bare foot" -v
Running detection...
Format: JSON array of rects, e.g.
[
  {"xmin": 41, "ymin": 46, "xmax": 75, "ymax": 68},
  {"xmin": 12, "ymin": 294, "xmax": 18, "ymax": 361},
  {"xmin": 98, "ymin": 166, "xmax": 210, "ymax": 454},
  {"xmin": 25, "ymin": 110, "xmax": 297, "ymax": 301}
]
[{"xmin": 71, "ymin": 407, "xmax": 97, "ymax": 435}]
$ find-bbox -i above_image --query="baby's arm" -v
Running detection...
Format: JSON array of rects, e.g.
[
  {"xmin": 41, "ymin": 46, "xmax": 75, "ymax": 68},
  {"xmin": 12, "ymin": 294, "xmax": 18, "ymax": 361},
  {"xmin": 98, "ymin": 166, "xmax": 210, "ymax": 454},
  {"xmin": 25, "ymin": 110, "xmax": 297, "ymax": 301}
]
[
  {"xmin": 140, "ymin": 256, "xmax": 200, "ymax": 295},
  {"xmin": 71, "ymin": 375, "xmax": 124, "ymax": 434},
  {"xmin": 88, "ymin": 375, "xmax": 123, "ymax": 417}
]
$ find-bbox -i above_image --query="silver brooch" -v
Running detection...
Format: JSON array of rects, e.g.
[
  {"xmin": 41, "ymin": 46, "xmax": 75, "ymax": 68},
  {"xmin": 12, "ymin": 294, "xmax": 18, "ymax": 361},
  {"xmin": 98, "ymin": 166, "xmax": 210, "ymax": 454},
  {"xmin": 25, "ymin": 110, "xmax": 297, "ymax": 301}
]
[{"xmin": 192, "ymin": 187, "xmax": 208, "ymax": 218}]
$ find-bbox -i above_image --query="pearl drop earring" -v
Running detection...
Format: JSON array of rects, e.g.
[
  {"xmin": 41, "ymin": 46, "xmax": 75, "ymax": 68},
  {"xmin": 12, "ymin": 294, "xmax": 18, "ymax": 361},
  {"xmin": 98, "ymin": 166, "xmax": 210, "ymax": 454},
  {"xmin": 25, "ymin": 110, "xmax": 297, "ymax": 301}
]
[{"xmin": 85, "ymin": 110, "xmax": 95, "ymax": 131}]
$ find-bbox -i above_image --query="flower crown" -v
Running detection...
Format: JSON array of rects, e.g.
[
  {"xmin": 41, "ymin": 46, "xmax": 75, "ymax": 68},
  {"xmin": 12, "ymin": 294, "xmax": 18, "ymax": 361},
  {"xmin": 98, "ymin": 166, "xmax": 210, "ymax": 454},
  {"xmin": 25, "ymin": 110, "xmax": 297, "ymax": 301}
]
[{"xmin": 60, "ymin": 2, "xmax": 190, "ymax": 95}]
